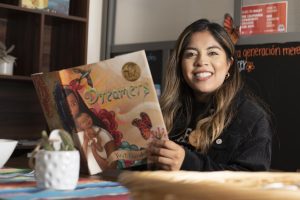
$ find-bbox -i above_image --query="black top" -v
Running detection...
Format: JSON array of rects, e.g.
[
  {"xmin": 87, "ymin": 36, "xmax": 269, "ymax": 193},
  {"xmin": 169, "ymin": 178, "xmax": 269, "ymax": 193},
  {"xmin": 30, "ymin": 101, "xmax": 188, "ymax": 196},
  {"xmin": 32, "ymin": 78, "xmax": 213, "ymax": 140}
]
[{"xmin": 170, "ymin": 89, "xmax": 273, "ymax": 171}]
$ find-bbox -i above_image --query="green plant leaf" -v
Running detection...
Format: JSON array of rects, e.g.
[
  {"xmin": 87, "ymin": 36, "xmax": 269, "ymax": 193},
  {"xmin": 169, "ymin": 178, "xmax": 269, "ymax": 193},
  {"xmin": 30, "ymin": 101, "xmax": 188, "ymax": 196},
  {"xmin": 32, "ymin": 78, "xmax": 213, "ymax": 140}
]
[
  {"xmin": 41, "ymin": 130, "xmax": 55, "ymax": 151},
  {"xmin": 58, "ymin": 129, "xmax": 75, "ymax": 151},
  {"xmin": 6, "ymin": 45, "xmax": 15, "ymax": 54}
]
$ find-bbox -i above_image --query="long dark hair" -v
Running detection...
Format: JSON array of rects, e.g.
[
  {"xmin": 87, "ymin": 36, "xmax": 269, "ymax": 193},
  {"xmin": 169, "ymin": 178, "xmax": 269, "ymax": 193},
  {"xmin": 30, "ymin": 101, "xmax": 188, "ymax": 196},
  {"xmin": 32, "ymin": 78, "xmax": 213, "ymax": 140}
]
[
  {"xmin": 54, "ymin": 84, "xmax": 107, "ymax": 134},
  {"xmin": 160, "ymin": 19, "xmax": 242, "ymax": 153}
]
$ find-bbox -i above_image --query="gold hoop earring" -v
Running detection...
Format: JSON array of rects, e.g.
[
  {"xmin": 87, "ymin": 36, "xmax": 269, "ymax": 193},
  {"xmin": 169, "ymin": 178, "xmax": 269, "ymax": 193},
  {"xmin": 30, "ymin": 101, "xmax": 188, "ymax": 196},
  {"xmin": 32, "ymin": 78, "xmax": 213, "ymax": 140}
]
[{"xmin": 225, "ymin": 72, "xmax": 230, "ymax": 79}]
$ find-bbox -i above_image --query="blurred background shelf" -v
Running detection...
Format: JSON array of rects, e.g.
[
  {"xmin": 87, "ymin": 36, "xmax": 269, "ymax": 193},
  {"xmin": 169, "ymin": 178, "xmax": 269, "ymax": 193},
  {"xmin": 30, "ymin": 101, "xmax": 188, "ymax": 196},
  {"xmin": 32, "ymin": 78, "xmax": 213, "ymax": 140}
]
[{"xmin": 0, "ymin": 1, "xmax": 90, "ymax": 145}]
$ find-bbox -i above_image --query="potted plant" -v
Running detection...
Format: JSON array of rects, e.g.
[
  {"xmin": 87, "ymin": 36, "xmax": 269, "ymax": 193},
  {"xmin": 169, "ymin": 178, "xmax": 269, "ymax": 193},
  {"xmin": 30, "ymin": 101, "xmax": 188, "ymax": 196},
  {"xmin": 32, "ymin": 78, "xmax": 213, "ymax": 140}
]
[
  {"xmin": 0, "ymin": 41, "xmax": 16, "ymax": 75},
  {"xmin": 31, "ymin": 129, "xmax": 80, "ymax": 190}
]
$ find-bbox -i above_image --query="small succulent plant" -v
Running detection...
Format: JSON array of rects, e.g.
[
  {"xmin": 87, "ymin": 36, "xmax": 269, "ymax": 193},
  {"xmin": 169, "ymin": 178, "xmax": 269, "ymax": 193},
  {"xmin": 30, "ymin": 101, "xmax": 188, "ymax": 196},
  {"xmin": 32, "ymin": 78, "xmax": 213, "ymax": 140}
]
[
  {"xmin": 0, "ymin": 41, "xmax": 16, "ymax": 64},
  {"xmin": 29, "ymin": 129, "xmax": 76, "ymax": 169},
  {"xmin": 40, "ymin": 129, "xmax": 76, "ymax": 151}
]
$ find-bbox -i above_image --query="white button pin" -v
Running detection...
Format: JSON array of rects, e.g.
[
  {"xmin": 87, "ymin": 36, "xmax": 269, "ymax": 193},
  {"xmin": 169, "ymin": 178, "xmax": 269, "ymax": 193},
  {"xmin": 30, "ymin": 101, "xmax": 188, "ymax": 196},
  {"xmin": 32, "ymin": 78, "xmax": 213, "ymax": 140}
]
[{"xmin": 216, "ymin": 138, "xmax": 222, "ymax": 144}]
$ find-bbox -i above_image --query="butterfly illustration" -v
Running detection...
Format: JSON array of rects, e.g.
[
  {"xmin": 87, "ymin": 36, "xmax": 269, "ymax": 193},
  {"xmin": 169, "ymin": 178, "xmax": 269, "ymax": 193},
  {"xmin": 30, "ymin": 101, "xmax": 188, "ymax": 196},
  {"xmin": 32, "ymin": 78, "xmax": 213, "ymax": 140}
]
[
  {"xmin": 246, "ymin": 61, "xmax": 255, "ymax": 72},
  {"xmin": 223, "ymin": 13, "xmax": 240, "ymax": 44},
  {"xmin": 132, "ymin": 112, "xmax": 152, "ymax": 140}
]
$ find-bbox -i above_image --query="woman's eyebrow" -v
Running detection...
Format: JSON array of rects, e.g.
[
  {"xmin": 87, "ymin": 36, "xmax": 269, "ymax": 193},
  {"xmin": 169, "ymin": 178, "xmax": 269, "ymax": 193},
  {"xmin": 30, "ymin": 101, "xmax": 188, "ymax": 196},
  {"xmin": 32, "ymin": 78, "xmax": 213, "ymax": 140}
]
[
  {"xmin": 184, "ymin": 46, "xmax": 222, "ymax": 51},
  {"xmin": 207, "ymin": 45, "xmax": 222, "ymax": 50},
  {"xmin": 184, "ymin": 47, "xmax": 198, "ymax": 51}
]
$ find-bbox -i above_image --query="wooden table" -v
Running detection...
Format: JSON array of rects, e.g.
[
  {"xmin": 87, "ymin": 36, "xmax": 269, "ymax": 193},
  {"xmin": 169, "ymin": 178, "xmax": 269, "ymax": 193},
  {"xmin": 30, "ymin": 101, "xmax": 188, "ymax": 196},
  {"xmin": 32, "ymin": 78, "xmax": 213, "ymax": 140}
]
[{"xmin": 119, "ymin": 170, "xmax": 300, "ymax": 200}]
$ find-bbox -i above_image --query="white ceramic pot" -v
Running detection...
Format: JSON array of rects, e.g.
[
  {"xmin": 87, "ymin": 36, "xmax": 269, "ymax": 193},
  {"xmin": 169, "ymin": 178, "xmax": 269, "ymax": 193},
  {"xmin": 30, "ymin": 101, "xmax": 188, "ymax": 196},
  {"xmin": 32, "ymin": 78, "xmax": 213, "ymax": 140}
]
[
  {"xmin": 0, "ymin": 62, "xmax": 14, "ymax": 75},
  {"xmin": 35, "ymin": 150, "xmax": 80, "ymax": 190}
]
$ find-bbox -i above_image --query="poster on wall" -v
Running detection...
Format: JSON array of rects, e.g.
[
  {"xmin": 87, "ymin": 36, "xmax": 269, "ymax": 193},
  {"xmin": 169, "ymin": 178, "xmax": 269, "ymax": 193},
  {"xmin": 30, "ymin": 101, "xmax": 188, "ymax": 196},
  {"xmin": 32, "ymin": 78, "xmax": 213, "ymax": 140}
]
[
  {"xmin": 240, "ymin": 1, "xmax": 287, "ymax": 35},
  {"xmin": 236, "ymin": 42, "xmax": 300, "ymax": 171}
]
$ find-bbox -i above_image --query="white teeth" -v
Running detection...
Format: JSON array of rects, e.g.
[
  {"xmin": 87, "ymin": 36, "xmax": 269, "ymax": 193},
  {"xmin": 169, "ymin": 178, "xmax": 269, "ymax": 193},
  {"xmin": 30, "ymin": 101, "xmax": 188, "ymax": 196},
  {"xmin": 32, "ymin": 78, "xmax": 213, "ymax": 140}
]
[{"xmin": 195, "ymin": 72, "xmax": 212, "ymax": 78}]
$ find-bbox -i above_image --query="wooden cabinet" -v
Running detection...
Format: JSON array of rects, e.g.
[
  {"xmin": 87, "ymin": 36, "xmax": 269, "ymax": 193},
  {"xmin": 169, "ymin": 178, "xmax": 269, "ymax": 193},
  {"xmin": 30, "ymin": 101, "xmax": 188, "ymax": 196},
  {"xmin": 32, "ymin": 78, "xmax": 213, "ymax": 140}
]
[{"xmin": 0, "ymin": 0, "xmax": 90, "ymax": 142}]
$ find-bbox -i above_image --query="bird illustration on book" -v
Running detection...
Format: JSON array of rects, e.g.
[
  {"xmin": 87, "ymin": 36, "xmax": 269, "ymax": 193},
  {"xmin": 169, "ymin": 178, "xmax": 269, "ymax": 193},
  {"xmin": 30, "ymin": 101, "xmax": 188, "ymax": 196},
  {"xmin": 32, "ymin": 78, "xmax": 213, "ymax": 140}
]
[
  {"xmin": 69, "ymin": 68, "xmax": 93, "ymax": 90},
  {"xmin": 132, "ymin": 112, "xmax": 152, "ymax": 140},
  {"xmin": 223, "ymin": 13, "xmax": 240, "ymax": 44}
]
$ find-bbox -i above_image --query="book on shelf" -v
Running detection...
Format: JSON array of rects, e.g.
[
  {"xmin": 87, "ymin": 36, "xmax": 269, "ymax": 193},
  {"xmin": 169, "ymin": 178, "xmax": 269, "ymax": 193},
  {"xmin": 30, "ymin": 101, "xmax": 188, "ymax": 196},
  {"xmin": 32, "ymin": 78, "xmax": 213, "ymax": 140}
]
[
  {"xmin": 31, "ymin": 50, "xmax": 167, "ymax": 175},
  {"xmin": 20, "ymin": 0, "xmax": 70, "ymax": 15}
]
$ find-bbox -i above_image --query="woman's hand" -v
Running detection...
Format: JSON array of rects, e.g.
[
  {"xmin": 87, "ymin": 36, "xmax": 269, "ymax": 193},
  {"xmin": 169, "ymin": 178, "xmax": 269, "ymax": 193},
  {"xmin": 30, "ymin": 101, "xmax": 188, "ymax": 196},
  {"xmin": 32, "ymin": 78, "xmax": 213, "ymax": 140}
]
[{"xmin": 147, "ymin": 139, "xmax": 185, "ymax": 171}]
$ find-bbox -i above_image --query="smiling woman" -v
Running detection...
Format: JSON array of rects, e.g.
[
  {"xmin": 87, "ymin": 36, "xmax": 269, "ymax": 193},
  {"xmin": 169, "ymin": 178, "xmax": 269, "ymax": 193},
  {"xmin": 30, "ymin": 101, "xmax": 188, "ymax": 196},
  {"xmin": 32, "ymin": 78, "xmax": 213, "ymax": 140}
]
[
  {"xmin": 181, "ymin": 31, "xmax": 232, "ymax": 100},
  {"xmin": 147, "ymin": 18, "xmax": 274, "ymax": 172}
]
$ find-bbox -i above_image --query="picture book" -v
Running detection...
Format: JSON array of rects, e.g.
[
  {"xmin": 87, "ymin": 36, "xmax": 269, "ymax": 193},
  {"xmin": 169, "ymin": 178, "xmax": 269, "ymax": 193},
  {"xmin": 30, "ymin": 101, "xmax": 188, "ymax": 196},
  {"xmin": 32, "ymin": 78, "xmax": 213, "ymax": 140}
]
[{"xmin": 31, "ymin": 50, "xmax": 167, "ymax": 175}]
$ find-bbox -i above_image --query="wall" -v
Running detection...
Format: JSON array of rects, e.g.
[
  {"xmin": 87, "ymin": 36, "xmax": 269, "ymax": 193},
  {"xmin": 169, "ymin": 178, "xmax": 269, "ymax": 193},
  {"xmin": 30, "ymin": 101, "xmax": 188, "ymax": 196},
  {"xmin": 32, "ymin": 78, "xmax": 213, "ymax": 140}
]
[
  {"xmin": 114, "ymin": 0, "xmax": 235, "ymax": 45},
  {"xmin": 87, "ymin": 0, "xmax": 102, "ymax": 63},
  {"xmin": 87, "ymin": 0, "xmax": 235, "ymax": 61}
]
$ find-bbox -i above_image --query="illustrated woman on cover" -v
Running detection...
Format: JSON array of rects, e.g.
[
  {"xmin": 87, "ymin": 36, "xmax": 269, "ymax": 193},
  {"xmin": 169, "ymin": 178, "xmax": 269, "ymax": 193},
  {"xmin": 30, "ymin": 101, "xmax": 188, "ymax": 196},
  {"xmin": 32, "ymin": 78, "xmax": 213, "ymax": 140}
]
[
  {"xmin": 75, "ymin": 111, "xmax": 115, "ymax": 171},
  {"xmin": 147, "ymin": 18, "xmax": 273, "ymax": 171},
  {"xmin": 55, "ymin": 87, "xmax": 107, "ymax": 133},
  {"xmin": 55, "ymin": 86, "xmax": 118, "ymax": 172}
]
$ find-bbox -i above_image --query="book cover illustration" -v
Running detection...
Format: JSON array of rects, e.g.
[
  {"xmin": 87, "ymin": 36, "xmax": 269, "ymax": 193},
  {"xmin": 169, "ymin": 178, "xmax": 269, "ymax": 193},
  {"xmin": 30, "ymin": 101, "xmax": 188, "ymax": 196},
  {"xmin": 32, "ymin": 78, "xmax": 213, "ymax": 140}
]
[{"xmin": 32, "ymin": 50, "xmax": 167, "ymax": 175}]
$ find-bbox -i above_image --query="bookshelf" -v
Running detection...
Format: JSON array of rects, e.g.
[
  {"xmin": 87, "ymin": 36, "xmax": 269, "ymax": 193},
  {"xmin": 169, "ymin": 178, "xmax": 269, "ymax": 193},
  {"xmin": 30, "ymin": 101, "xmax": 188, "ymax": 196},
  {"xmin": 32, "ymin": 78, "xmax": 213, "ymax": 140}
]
[{"xmin": 0, "ymin": 0, "xmax": 90, "ymax": 142}]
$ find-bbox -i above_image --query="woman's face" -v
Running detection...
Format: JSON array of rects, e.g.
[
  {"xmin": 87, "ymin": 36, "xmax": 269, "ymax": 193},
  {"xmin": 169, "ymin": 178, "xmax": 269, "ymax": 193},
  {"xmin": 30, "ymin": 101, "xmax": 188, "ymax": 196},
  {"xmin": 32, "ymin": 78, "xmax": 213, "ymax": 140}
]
[
  {"xmin": 181, "ymin": 30, "xmax": 231, "ymax": 101},
  {"xmin": 66, "ymin": 93, "xmax": 80, "ymax": 117}
]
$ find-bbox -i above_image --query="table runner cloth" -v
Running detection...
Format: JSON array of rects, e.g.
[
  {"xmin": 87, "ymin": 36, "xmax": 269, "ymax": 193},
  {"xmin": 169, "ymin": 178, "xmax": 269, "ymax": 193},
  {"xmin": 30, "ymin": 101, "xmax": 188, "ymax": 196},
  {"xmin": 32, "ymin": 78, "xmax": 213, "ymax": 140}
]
[{"xmin": 0, "ymin": 168, "xmax": 129, "ymax": 200}]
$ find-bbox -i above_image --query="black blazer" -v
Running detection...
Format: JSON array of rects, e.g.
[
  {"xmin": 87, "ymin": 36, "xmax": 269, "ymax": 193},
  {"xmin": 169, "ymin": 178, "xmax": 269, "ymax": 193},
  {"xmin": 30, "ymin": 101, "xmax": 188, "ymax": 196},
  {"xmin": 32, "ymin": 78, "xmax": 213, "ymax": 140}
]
[{"xmin": 180, "ymin": 91, "xmax": 273, "ymax": 171}]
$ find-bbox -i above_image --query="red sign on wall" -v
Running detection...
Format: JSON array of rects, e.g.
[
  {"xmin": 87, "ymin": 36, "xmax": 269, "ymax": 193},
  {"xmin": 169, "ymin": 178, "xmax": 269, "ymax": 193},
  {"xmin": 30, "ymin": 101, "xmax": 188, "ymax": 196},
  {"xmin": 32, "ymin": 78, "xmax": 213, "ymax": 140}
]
[{"xmin": 240, "ymin": 1, "xmax": 287, "ymax": 35}]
